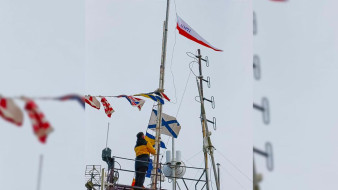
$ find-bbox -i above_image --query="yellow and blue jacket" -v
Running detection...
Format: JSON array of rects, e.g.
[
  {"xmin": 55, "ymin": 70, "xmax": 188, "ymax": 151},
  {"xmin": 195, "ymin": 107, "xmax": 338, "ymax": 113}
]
[{"xmin": 134, "ymin": 138, "xmax": 156, "ymax": 157}]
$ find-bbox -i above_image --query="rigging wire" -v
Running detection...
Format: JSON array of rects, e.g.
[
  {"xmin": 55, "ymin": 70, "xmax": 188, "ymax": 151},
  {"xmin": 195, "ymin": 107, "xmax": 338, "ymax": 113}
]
[
  {"xmin": 167, "ymin": 0, "xmax": 179, "ymax": 104},
  {"xmin": 188, "ymin": 161, "xmax": 204, "ymax": 189},
  {"xmin": 185, "ymin": 149, "xmax": 203, "ymax": 162},
  {"xmin": 215, "ymin": 149, "xmax": 253, "ymax": 182},
  {"xmin": 219, "ymin": 165, "xmax": 250, "ymax": 190},
  {"xmin": 175, "ymin": 68, "xmax": 192, "ymax": 118}
]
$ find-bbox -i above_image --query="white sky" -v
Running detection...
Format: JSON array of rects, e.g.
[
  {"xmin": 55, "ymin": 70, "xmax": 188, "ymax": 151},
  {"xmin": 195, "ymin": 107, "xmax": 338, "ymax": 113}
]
[
  {"xmin": 254, "ymin": 0, "xmax": 338, "ymax": 189},
  {"xmin": 0, "ymin": 0, "xmax": 252, "ymax": 190},
  {"xmin": 0, "ymin": 0, "xmax": 85, "ymax": 189}
]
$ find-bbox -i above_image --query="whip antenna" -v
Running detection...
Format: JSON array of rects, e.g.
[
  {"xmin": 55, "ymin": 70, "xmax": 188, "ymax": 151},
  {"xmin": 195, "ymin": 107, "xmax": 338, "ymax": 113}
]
[{"xmin": 105, "ymin": 122, "xmax": 110, "ymax": 149}]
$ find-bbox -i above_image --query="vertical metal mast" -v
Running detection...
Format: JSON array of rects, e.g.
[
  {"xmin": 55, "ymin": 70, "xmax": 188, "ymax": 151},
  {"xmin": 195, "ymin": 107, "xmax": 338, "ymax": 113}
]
[
  {"xmin": 36, "ymin": 154, "xmax": 43, "ymax": 190},
  {"xmin": 196, "ymin": 49, "xmax": 220, "ymax": 190},
  {"xmin": 153, "ymin": 0, "xmax": 170, "ymax": 189}
]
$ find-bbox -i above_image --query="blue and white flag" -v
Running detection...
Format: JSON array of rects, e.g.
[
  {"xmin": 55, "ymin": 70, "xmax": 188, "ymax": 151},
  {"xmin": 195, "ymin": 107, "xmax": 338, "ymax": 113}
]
[{"xmin": 148, "ymin": 109, "xmax": 181, "ymax": 138}]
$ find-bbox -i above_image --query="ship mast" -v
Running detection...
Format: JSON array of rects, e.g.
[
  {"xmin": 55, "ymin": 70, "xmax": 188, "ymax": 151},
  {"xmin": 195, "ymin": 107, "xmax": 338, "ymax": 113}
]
[{"xmin": 152, "ymin": 0, "xmax": 170, "ymax": 189}]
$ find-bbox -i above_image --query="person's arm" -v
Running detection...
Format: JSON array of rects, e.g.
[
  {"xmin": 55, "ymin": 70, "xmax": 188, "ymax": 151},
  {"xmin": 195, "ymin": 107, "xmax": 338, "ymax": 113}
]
[{"xmin": 146, "ymin": 142, "xmax": 156, "ymax": 155}]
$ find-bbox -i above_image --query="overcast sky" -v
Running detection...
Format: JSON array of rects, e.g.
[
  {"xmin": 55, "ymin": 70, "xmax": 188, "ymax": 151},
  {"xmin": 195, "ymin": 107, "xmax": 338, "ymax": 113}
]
[
  {"xmin": 0, "ymin": 0, "xmax": 85, "ymax": 189},
  {"xmin": 86, "ymin": 0, "xmax": 252, "ymax": 189},
  {"xmin": 254, "ymin": 0, "xmax": 338, "ymax": 189},
  {"xmin": 3, "ymin": 0, "xmax": 338, "ymax": 190},
  {"xmin": 0, "ymin": 0, "xmax": 252, "ymax": 190}
]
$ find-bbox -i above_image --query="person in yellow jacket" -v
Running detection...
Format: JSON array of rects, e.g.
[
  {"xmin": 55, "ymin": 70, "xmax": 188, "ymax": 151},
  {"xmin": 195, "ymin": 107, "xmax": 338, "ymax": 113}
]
[{"xmin": 134, "ymin": 132, "xmax": 156, "ymax": 189}]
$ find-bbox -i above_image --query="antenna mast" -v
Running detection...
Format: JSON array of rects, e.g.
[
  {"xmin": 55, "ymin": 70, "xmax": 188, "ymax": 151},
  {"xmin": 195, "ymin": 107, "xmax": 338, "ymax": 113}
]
[
  {"xmin": 152, "ymin": 0, "xmax": 170, "ymax": 189},
  {"xmin": 196, "ymin": 49, "xmax": 220, "ymax": 190}
]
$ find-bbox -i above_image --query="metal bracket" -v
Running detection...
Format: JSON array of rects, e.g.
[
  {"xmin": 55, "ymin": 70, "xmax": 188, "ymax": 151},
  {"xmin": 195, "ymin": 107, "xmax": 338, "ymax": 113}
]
[
  {"xmin": 206, "ymin": 117, "xmax": 216, "ymax": 130},
  {"xmin": 253, "ymin": 142, "xmax": 274, "ymax": 171},
  {"xmin": 200, "ymin": 56, "xmax": 209, "ymax": 67},
  {"xmin": 253, "ymin": 97, "xmax": 270, "ymax": 124},
  {"xmin": 202, "ymin": 76, "xmax": 211, "ymax": 88},
  {"xmin": 203, "ymin": 96, "xmax": 215, "ymax": 109}
]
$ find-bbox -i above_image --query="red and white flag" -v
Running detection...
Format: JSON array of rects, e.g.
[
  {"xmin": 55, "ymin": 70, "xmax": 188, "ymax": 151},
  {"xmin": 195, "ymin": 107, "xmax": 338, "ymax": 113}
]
[
  {"xmin": 117, "ymin": 95, "xmax": 145, "ymax": 111},
  {"xmin": 176, "ymin": 15, "xmax": 222, "ymax": 52},
  {"xmin": 85, "ymin": 95, "xmax": 100, "ymax": 109},
  {"xmin": 0, "ymin": 96, "xmax": 24, "ymax": 126},
  {"xmin": 101, "ymin": 97, "xmax": 114, "ymax": 117},
  {"xmin": 24, "ymin": 99, "xmax": 53, "ymax": 143}
]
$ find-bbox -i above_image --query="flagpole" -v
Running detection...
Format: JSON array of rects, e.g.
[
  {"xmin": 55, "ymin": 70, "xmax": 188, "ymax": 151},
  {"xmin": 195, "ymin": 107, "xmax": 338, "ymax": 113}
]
[{"xmin": 153, "ymin": 0, "xmax": 170, "ymax": 189}]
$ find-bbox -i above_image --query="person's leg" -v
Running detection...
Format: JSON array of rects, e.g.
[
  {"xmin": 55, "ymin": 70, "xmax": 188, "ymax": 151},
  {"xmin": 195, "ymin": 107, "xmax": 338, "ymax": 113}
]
[
  {"xmin": 134, "ymin": 167, "xmax": 141, "ymax": 188},
  {"xmin": 138, "ymin": 166, "xmax": 148, "ymax": 188}
]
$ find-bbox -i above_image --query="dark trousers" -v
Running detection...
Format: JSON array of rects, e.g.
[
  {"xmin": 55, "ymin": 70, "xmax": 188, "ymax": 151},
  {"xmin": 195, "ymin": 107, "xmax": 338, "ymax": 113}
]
[{"xmin": 134, "ymin": 166, "xmax": 148, "ymax": 189}]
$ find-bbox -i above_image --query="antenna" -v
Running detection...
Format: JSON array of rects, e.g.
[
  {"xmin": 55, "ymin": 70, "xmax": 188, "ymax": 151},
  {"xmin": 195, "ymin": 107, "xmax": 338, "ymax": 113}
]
[
  {"xmin": 105, "ymin": 122, "xmax": 110, "ymax": 149},
  {"xmin": 192, "ymin": 49, "xmax": 220, "ymax": 190},
  {"xmin": 36, "ymin": 154, "xmax": 43, "ymax": 190}
]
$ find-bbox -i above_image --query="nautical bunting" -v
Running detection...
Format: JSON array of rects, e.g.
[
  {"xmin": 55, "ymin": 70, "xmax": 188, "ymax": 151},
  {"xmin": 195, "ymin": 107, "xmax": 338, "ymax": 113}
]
[
  {"xmin": 56, "ymin": 94, "xmax": 85, "ymax": 109},
  {"xmin": 101, "ymin": 97, "xmax": 114, "ymax": 117},
  {"xmin": 146, "ymin": 159, "xmax": 162, "ymax": 178},
  {"xmin": 24, "ymin": 99, "xmax": 53, "ymax": 143},
  {"xmin": 85, "ymin": 95, "xmax": 100, "ymax": 109},
  {"xmin": 148, "ymin": 109, "xmax": 181, "ymax": 138},
  {"xmin": 176, "ymin": 15, "xmax": 223, "ymax": 52},
  {"xmin": 0, "ymin": 96, "xmax": 23, "ymax": 126},
  {"xmin": 117, "ymin": 95, "xmax": 145, "ymax": 111},
  {"xmin": 134, "ymin": 92, "xmax": 166, "ymax": 104},
  {"xmin": 145, "ymin": 132, "xmax": 166, "ymax": 149},
  {"xmin": 154, "ymin": 91, "xmax": 170, "ymax": 102}
]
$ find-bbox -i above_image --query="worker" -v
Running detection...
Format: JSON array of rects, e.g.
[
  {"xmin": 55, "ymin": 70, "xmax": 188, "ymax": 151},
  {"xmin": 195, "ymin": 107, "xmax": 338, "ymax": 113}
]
[{"xmin": 134, "ymin": 132, "xmax": 156, "ymax": 189}]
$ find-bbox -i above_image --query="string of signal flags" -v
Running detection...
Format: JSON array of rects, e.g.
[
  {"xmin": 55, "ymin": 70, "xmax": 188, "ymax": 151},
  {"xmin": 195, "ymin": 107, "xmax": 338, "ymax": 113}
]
[{"xmin": 0, "ymin": 90, "xmax": 170, "ymax": 144}]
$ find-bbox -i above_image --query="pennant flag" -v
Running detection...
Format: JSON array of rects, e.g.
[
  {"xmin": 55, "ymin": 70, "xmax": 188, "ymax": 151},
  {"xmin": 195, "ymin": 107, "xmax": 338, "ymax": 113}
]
[
  {"xmin": 148, "ymin": 109, "xmax": 181, "ymax": 138},
  {"xmin": 24, "ymin": 99, "xmax": 53, "ymax": 143},
  {"xmin": 131, "ymin": 178, "xmax": 135, "ymax": 186},
  {"xmin": 85, "ymin": 95, "xmax": 100, "ymax": 109},
  {"xmin": 56, "ymin": 94, "xmax": 85, "ymax": 109},
  {"xmin": 154, "ymin": 91, "xmax": 170, "ymax": 102},
  {"xmin": 134, "ymin": 93, "xmax": 165, "ymax": 104},
  {"xmin": 145, "ymin": 132, "xmax": 166, "ymax": 149},
  {"xmin": 0, "ymin": 96, "xmax": 24, "ymax": 126},
  {"xmin": 116, "ymin": 95, "xmax": 145, "ymax": 111},
  {"xmin": 146, "ymin": 159, "xmax": 153, "ymax": 178},
  {"xmin": 145, "ymin": 159, "xmax": 161, "ymax": 178},
  {"xmin": 100, "ymin": 97, "xmax": 114, "ymax": 117},
  {"xmin": 176, "ymin": 15, "xmax": 223, "ymax": 52}
]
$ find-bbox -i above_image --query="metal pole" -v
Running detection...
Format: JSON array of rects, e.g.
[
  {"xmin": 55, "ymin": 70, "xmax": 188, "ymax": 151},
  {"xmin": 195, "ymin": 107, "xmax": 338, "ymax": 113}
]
[
  {"xmin": 217, "ymin": 163, "xmax": 220, "ymax": 190},
  {"xmin": 153, "ymin": 0, "xmax": 170, "ymax": 188},
  {"xmin": 196, "ymin": 49, "xmax": 219, "ymax": 190},
  {"xmin": 172, "ymin": 137, "xmax": 176, "ymax": 190},
  {"xmin": 196, "ymin": 49, "xmax": 210, "ymax": 190},
  {"xmin": 253, "ymin": 160, "xmax": 259, "ymax": 190},
  {"xmin": 106, "ymin": 123, "xmax": 110, "ymax": 149},
  {"xmin": 36, "ymin": 154, "xmax": 43, "ymax": 190},
  {"xmin": 101, "ymin": 168, "xmax": 105, "ymax": 190}
]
